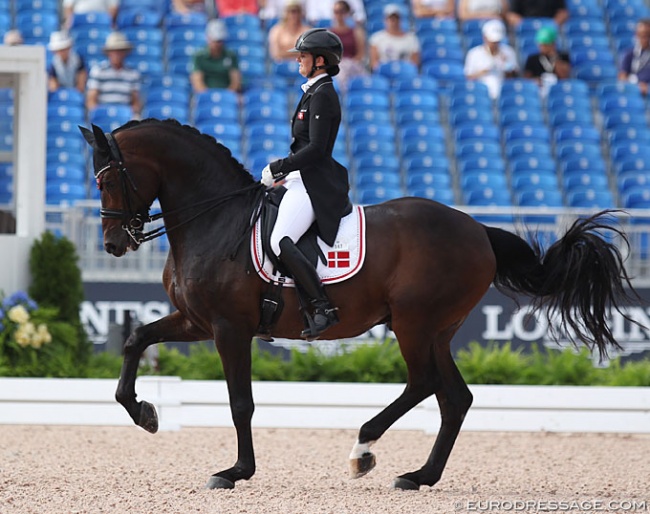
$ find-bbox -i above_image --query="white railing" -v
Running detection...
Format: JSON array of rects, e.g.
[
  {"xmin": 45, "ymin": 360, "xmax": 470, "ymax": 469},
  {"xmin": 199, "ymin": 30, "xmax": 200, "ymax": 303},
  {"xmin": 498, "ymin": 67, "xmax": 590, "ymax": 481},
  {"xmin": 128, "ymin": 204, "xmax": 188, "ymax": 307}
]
[
  {"xmin": 1, "ymin": 377, "xmax": 648, "ymax": 433},
  {"xmin": 45, "ymin": 203, "xmax": 650, "ymax": 286}
]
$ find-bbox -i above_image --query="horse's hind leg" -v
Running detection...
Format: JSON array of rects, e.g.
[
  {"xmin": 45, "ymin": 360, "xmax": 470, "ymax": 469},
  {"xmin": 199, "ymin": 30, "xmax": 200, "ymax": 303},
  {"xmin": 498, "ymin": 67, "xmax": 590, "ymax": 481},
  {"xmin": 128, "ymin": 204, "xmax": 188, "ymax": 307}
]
[
  {"xmin": 115, "ymin": 311, "xmax": 206, "ymax": 433},
  {"xmin": 349, "ymin": 325, "xmax": 450, "ymax": 480},
  {"xmin": 393, "ymin": 335, "xmax": 472, "ymax": 490}
]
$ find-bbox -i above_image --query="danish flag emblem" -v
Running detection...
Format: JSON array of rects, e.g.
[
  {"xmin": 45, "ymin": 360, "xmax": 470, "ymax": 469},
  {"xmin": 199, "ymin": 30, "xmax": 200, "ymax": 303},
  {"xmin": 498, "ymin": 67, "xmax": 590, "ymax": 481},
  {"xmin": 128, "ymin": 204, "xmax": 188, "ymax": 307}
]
[{"xmin": 328, "ymin": 250, "xmax": 350, "ymax": 268}]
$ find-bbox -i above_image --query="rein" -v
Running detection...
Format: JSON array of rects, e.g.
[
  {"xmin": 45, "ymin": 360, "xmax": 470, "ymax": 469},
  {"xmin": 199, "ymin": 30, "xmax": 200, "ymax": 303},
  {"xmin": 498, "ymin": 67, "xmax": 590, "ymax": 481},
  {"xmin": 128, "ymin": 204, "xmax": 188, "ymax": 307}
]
[{"xmin": 96, "ymin": 132, "xmax": 265, "ymax": 247}]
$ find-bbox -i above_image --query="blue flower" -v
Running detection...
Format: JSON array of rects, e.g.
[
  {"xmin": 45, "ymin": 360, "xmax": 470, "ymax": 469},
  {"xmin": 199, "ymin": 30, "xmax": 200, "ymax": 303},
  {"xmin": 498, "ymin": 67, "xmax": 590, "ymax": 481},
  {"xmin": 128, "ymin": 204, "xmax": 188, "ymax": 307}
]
[{"xmin": 2, "ymin": 291, "xmax": 38, "ymax": 311}]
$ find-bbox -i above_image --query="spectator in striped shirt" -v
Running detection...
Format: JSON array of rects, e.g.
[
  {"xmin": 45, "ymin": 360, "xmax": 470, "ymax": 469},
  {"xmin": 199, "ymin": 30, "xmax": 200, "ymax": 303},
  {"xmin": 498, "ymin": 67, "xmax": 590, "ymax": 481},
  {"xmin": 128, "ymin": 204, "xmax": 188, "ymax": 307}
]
[{"xmin": 86, "ymin": 32, "xmax": 142, "ymax": 117}]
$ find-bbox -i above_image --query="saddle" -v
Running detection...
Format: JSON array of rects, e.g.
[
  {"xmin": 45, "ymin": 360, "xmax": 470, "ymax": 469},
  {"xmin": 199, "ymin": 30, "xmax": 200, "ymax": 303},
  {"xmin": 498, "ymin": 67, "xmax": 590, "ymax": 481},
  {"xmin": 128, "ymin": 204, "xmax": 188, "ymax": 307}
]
[{"xmin": 254, "ymin": 187, "xmax": 359, "ymax": 339}]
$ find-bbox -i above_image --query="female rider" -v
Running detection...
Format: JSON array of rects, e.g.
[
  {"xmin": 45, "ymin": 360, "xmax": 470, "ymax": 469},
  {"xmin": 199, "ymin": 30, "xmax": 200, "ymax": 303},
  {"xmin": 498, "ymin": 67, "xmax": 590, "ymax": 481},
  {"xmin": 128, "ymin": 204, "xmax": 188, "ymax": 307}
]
[{"xmin": 261, "ymin": 28, "xmax": 350, "ymax": 339}]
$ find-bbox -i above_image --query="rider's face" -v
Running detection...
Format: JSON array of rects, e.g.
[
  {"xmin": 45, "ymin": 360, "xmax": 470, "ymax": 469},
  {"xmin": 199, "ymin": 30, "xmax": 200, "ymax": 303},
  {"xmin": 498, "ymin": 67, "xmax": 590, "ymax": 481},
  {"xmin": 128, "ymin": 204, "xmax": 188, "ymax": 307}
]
[{"xmin": 297, "ymin": 52, "xmax": 313, "ymax": 77}]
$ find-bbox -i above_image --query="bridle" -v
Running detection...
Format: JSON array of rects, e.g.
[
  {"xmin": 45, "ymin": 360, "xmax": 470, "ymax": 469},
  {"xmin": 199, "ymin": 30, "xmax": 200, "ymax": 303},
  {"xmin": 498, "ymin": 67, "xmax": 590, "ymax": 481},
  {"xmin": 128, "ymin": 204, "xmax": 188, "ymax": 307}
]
[{"xmin": 94, "ymin": 131, "xmax": 265, "ymax": 248}]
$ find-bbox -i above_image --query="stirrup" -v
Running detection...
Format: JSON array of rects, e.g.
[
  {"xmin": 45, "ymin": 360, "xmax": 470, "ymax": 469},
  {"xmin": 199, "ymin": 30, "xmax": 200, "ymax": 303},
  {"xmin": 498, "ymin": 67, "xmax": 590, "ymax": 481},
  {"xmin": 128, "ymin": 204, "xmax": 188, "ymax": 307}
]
[{"xmin": 300, "ymin": 306, "xmax": 339, "ymax": 341}]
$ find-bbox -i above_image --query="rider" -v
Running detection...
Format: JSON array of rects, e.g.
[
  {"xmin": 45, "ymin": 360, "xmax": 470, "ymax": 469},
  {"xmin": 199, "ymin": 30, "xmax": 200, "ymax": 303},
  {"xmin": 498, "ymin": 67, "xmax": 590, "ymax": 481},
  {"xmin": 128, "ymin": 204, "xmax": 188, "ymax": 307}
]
[{"xmin": 261, "ymin": 28, "xmax": 350, "ymax": 339}]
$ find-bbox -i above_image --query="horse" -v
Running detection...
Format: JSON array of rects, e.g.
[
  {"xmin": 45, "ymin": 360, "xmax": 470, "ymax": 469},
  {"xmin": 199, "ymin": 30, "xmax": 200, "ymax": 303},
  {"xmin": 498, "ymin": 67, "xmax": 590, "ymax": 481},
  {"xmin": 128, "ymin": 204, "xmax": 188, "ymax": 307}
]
[{"xmin": 80, "ymin": 119, "xmax": 638, "ymax": 491}]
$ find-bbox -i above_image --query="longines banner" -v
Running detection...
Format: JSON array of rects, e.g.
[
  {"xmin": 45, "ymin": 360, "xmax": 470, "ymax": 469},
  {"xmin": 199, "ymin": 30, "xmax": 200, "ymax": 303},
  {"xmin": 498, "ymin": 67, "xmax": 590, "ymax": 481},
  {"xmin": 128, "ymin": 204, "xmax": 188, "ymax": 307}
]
[{"xmin": 81, "ymin": 283, "xmax": 650, "ymax": 362}]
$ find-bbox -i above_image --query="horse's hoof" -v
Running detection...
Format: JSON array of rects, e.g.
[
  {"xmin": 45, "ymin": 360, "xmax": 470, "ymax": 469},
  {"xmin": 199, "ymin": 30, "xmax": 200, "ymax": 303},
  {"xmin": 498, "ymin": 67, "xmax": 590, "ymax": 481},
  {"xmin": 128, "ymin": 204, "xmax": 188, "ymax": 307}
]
[
  {"xmin": 205, "ymin": 476, "xmax": 235, "ymax": 490},
  {"xmin": 138, "ymin": 401, "xmax": 159, "ymax": 434},
  {"xmin": 349, "ymin": 452, "xmax": 376, "ymax": 479},
  {"xmin": 392, "ymin": 477, "xmax": 420, "ymax": 490}
]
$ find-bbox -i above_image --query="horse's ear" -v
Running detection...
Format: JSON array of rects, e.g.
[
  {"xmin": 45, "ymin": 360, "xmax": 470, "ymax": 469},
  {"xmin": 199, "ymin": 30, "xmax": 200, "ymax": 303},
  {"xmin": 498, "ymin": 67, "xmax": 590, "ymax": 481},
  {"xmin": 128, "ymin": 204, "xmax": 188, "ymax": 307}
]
[
  {"xmin": 91, "ymin": 123, "xmax": 110, "ymax": 153},
  {"xmin": 79, "ymin": 126, "xmax": 95, "ymax": 147}
]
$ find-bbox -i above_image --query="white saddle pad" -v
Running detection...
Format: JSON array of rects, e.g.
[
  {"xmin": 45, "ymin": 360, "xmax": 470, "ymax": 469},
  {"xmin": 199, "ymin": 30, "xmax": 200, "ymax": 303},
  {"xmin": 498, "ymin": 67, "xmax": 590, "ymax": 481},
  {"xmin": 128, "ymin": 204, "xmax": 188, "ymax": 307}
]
[{"xmin": 251, "ymin": 205, "xmax": 366, "ymax": 287}]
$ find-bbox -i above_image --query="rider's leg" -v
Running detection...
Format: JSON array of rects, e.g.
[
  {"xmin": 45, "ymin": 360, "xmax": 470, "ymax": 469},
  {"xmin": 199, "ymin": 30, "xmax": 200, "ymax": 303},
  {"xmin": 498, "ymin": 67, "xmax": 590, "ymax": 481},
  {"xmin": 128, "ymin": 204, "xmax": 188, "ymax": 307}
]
[{"xmin": 270, "ymin": 178, "xmax": 339, "ymax": 339}]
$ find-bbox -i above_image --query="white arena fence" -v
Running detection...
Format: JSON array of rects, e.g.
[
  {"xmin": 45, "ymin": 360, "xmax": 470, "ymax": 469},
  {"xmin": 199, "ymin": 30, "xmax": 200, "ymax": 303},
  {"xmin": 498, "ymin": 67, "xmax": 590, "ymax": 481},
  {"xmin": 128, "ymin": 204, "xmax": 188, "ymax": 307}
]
[
  {"xmin": 47, "ymin": 203, "xmax": 650, "ymax": 286},
  {"xmin": 1, "ymin": 377, "xmax": 649, "ymax": 433}
]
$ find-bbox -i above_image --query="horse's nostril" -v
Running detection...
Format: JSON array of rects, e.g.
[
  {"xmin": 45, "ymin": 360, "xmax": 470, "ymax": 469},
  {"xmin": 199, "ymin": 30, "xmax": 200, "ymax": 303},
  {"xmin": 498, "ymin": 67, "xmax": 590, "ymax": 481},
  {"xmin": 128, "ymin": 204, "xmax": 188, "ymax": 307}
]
[{"xmin": 105, "ymin": 242, "xmax": 116, "ymax": 254}]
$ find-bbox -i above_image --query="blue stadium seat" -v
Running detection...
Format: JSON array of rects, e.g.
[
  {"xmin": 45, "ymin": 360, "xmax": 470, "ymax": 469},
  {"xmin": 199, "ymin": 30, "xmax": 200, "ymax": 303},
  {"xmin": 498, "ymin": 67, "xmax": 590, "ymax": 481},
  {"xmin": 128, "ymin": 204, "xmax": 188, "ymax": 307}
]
[
  {"xmin": 47, "ymin": 164, "xmax": 86, "ymax": 183},
  {"xmin": 352, "ymin": 138, "xmax": 397, "ymax": 157},
  {"xmin": 117, "ymin": 9, "xmax": 163, "ymax": 28},
  {"xmin": 560, "ymin": 155, "xmax": 607, "ymax": 177},
  {"xmin": 422, "ymin": 61, "xmax": 465, "ymax": 87},
  {"xmin": 164, "ymin": 12, "xmax": 208, "ymax": 30},
  {"xmin": 194, "ymin": 103, "xmax": 239, "ymax": 125},
  {"xmin": 347, "ymin": 75, "xmax": 391, "ymax": 94},
  {"xmin": 454, "ymin": 123, "xmax": 500, "ymax": 143},
  {"xmin": 564, "ymin": 172, "xmax": 609, "ymax": 192},
  {"xmin": 457, "ymin": 155, "xmax": 506, "ymax": 177},
  {"xmin": 546, "ymin": 93, "xmax": 591, "ymax": 113},
  {"xmin": 46, "ymin": 182, "xmax": 87, "ymax": 205},
  {"xmin": 47, "ymin": 133, "xmax": 85, "ymax": 154},
  {"xmin": 516, "ymin": 188, "xmax": 563, "ymax": 207},
  {"xmin": 395, "ymin": 106, "xmax": 440, "ymax": 126},
  {"xmin": 448, "ymin": 105, "xmax": 494, "ymax": 126},
  {"xmin": 608, "ymin": 125, "xmax": 650, "ymax": 146},
  {"xmin": 614, "ymin": 156, "xmax": 649, "ymax": 176},
  {"xmin": 271, "ymin": 60, "xmax": 300, "ymax": 80},
  {"xmin": 392, "ymin": 75, "xmax": 439, "ymax": 94},
  {"xmin": 511, "ymin": 171, "xmax": 559, "ymax": 192},
  {"xmin": 401, "ymin": 139, "xmax": 445, "ymax": 158},
  {"xmin": 403, "ymin": 154, "xmax": 450, "ymax": 174},
  {"xmin": 375, "ymin": 61, "xmax": 420, "ymax": 82},
  {"xmin": 355, "ymin": 170, "xmax": 401, "ymax": 188},
  {"xmin": 408, "ymin": 185, "xmax": 455, "ymax": 204},
  {"xmin": 622, "ymin": 187, "xmax": 650, "ymax": 209},
  {"xmin": 354, "ymin": 152, "xmax": 400, "ymax": 173},
  {"xmin": 556, "ymin": 141, "xmax": 602, "ymax": 160},
  {"xmin": 567, "ymin": 187, "xmax": 615, "ymax": 208},
  {"xmin": 393, "ymin": 91, "xmax": 438, "ymax": 111},
  {"xmin": 461, "ymin": 170, "xmax": 508, "ymax": 190},
  {"xmin": 464, "ymin": 186, "xmax": 512, "ymax": 206},
  {"xmin": 345, "ymin": 90, "xmax": 390, "ymax": 110},
  {"xmin": 618, "ymin": 171, "xmax": 650, "ymax": 193},
  {"xmin": 554, "ymin": 124, "xmax": 600, "ymax": 145},
  {"xmin": 505, "ymin": 141, "xmax": 552, "ymax": 160},
  {"xmin": 406, "ymin": 170, "xmax": 452, "ymax": 189},
  {"xmin": 509, "ymin": 155, "xmax": 556, "ymax": 175},
  {"xmin": 456, "ymin": 140, "xmax": 502, "ymax": 159},
  {"xmin": 48, "ymin": 88, "xmax": 85, "ymax": 107},
  {"xmin": 142, "ymin": 103, "xmax": 189, "ymax": 123},
  {"xmin": 356, "ymin": 184, "xmax": 403, "ymax": 204},
  {"xmin": 350, "ymin": 122, "xmax": 395, "ymax": 142},
  {"xmin": 400, "ymin": 123, "xmax": 445, "ymax": 143},
  {"xmin": 573, "ymin": 62, "xmax": 618, "ymax": 85},
  {"xmin": 198, "ymin": 121, "xmax": 242, "ymax": 141},
  {"xmin": 48, "ymin": 104, "xmax": 85, "ymax": 123},
  {"xmin": 145, "ymin": 87, "xmax": 189, "ymax": 107},
  {"xmin": 88, "ymin": 104, "xmax": 133, "ymax": 128},
  {"xmin": 500, "ymin": 107, "xmax": 545, "ymax": 127},
  {"xmin": 503, "ymin": 124, "xmax": 550, "ymax": 144},
  {"xmin": 610, "ymin": 141, "xmax": 650, "ymax": 163},
  {"xmin": 348, "ymin": 109, "xmax": 392, "ymax": 124},
  {"xmin": 548, "ymin": 108, "xmax": 593, "ymax": 127}
]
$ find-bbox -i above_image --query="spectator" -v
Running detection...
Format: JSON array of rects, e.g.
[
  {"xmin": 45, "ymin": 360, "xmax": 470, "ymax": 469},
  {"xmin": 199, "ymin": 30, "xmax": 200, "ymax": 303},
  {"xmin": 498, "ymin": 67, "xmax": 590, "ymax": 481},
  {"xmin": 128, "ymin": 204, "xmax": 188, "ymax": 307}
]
[
  {"xmin": 411, "ymin": 0, "xmax": 455, "ymax": 19},
  {"xmin": 464, "ymin": 19, "xmax": 518, "ymax": 99},
  {"xmin": 47, "ymin": 31, "xmax": 88, "ymax": 93},
  {"xmin": 2, "ymin": 30, "xmax": 23, "ymax": 46},
  {"xmin": 524, "ymin": 26, "xmax": 570, "ymax": 96},
  {"xmin": 86, "ymin": 32, "xmax": 141, "ymax": 116},
  {"xmin": 618, "ymin": 19, "xmax": 650, "ymax": 97},
  {"xmin": 268, "ymin": 0, "xmax": 312, "ymax": 62},
  {"xmin": 190, "ymin": 19, "xmax": 242, "ymax": 93},
  {"xmin": 368, "ymin": 4, "xmax": 420, "ymax": 71},
  {"xmin": 304, "ymin": 0, "xmax": 366, "ymax": 26},
  {"xmin": 458, "ymin": 0, "xmax": 509, "ymax": 22},
  {"xmin": 329, "ymin": 0, "xmax": 366, "ymax": 90},
  {"xmin": 506, "ymin": 0, "xmax": 568, "ymax": 28},
  {"xmin": 63, "ymin": 0, "xmax": 120, "ymax": 29}
]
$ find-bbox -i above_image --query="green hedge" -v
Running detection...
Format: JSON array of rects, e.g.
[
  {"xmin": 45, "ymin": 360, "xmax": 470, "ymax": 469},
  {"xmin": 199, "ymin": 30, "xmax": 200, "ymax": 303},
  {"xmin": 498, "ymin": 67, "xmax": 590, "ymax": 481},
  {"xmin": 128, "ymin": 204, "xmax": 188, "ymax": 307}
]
[{"xmin": 81, "ymin": 340, "xmax": 650, "ymax": 386}]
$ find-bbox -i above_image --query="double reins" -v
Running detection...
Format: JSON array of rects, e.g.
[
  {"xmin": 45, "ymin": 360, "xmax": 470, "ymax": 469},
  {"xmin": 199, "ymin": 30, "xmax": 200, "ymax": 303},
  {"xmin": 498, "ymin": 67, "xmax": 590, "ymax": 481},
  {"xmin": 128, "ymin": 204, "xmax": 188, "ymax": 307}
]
[{"xmin": 96, "ymin": 132, "xmax": 265, "ymax": 246}]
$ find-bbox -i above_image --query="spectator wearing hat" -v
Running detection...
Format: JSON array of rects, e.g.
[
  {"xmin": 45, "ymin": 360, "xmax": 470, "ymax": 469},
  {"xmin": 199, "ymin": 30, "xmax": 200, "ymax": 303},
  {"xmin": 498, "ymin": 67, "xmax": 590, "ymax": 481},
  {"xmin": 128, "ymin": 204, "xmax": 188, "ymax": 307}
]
[
  {"xmin": 506, "ymin": 0, "xmax": 568, "ymax": 28},
  {"xmin": 304, "ymin": 0, "xmax": 366, "ymax": 26},
  {"xmin": 464, "ymin": 19, "xmax": 518, "ymax": 99},
  {"xmin": 369, "ymin": 4, "xmax": 420, "ymax": 71},
  {"xmin": 524, "ymin": 26, "xmax": 570, "ymax": 96},
  {"xmin": 86, "ymin": 32, "xmax": 141, "ymax": 116},
  {"xmin": 47, "ymin": 31, "xmax": 88, "ymax": 93},
  {"xmin": 457, "ymin": 0, "xmax": 509, "ymax": 22},
  {"xmin": 63, "ymin": 0, "xmax": 120, "ymax": 29},
  {"xmin": 2, "ymin": 30, "xmax": 23, "ymax": 46},
  {"xmin": 268, "ymin": 0, "xmax": 313, "ymax": 61},
  {"xmin": 411, "ymin": 0, "xmax": 454, "ymax": 19},
  {"xmin": 190, "ymin": 19, "xmax": 242, "ymax": 94},
  {"xmin": 618, "ymin": 19, "xmax": 650, "ymax": 97}
]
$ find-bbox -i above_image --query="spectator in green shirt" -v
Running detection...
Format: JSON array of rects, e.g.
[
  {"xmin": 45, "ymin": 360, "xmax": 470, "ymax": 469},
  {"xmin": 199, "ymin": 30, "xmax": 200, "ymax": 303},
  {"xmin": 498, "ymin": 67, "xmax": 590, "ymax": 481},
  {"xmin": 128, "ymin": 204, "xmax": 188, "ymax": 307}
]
[{"xmin": 190, "ymin": 19, "xmax": 242, "ymax": 93}]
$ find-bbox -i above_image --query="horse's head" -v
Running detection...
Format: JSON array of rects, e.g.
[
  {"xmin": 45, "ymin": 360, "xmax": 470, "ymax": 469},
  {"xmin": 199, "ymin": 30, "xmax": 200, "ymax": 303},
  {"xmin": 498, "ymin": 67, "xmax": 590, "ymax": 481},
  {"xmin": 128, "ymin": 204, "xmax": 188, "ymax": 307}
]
[{"xmin": 80, "ymin": 123, "xmax": 159, "ymax": 256}]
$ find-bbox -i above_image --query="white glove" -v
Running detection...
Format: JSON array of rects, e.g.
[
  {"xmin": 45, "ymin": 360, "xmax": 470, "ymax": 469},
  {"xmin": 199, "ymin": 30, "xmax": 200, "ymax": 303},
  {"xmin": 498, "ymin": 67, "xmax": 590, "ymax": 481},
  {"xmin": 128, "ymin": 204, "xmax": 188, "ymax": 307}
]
[{"xmin": 261, "ymin": 164, "xmax": 274, "ymax": 187}]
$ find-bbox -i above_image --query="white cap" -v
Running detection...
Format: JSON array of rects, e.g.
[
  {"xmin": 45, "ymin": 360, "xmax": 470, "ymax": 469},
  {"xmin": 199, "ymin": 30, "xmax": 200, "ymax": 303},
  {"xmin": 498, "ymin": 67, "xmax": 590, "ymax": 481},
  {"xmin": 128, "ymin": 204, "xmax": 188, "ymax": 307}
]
[
  {"xmin": 48, "ymin": 31, "xmax": 73, "ymax": 51},
  {"xmin": 103, "ymin": 31, "xmax": 133, "ymax": 51},
  {"xmin": 482, "ymin": 19, "xmax": 506, "ymax": 43},
  {"xmin": 206, "ymin": 19, "xmax": 228, "ymax": 41},
  {"xmin": 383, "ymin": 3, "xmax": 401, "ymax": 17}
]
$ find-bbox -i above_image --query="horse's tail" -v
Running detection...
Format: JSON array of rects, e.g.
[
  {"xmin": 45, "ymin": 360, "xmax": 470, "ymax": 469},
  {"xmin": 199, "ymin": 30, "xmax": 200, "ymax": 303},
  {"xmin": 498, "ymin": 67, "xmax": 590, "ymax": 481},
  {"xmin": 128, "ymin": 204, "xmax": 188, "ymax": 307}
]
[{"xmin": 483, "ymin": 210, "xmax": 639, "ymax": 359}]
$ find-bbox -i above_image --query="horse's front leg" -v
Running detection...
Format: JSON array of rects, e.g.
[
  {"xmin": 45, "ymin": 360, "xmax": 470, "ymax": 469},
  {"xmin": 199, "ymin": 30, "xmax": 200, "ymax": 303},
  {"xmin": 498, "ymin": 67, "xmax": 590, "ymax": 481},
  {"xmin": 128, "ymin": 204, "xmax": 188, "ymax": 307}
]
[
  {"xmin": 206, "ymin": 327, "xmax": 255, "ymax": 490},
  {"xmin": 115, "ymin": 311, "xmax": 207, "ymax": 433}
]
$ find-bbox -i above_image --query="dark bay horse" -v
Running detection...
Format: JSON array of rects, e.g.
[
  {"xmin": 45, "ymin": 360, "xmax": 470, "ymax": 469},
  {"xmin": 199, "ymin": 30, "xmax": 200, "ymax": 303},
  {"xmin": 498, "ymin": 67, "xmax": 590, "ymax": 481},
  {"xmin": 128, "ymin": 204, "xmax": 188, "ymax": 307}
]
[{"xmin": 81, "ymin": 119, "xmax": 637, "ymax": 491}]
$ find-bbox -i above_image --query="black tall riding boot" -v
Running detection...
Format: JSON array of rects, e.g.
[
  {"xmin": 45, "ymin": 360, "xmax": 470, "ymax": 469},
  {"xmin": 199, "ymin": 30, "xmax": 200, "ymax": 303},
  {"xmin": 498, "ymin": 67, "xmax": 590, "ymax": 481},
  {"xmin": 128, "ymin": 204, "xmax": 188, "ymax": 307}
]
[{"xmin": 278, "ymin": 236, "xmax": 339, "ymax": 339}]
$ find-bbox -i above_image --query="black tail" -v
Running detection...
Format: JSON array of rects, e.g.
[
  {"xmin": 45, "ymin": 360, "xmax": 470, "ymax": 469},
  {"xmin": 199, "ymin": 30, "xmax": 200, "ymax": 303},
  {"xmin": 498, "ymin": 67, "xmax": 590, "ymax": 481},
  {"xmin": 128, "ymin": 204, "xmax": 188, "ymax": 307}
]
[{"xmin": 484, "ymin": 210, "xmax": 640, "ymax": 359}]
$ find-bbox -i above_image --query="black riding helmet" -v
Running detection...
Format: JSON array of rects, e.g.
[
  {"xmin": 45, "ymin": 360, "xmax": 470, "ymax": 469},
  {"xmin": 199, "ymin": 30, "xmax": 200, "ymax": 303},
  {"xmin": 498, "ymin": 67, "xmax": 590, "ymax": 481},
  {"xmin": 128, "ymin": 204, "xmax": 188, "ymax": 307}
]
[{"xmin": 289, "ymin": 28, "xmax": 343, "ymax": 77}]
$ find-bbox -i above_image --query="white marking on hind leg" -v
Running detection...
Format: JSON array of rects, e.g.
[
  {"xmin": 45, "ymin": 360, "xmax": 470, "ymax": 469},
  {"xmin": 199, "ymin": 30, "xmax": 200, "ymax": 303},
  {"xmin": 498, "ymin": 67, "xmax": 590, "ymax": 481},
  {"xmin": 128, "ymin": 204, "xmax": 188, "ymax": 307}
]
[{"xmin": 349, "ymin": 440, "xmax": 376, "ymax": 460}]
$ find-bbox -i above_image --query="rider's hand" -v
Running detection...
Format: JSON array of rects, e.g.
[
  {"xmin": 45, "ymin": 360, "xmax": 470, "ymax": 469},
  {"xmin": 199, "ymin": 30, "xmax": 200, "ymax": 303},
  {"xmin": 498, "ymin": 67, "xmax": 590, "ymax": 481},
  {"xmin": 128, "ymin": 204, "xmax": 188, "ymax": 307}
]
[{"xmin": 261, "ymin": 164, "xmax": 274, "ymax": 187}]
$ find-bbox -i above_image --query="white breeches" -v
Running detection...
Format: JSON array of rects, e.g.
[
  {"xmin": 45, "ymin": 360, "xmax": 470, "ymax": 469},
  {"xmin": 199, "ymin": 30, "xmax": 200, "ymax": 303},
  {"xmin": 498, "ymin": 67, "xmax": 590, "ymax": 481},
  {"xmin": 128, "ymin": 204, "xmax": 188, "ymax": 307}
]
[{"xmin": 270, "ymin": 175, "xmax": 316, "ymax": 257}]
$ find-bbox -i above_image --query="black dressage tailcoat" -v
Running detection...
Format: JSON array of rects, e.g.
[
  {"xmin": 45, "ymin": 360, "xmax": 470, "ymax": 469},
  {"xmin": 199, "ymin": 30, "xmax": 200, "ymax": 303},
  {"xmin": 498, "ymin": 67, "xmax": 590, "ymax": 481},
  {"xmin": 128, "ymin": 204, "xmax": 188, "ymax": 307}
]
[{"xmin": 269, "ymin": 75, "xmax": 350, "ymax": 246}]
